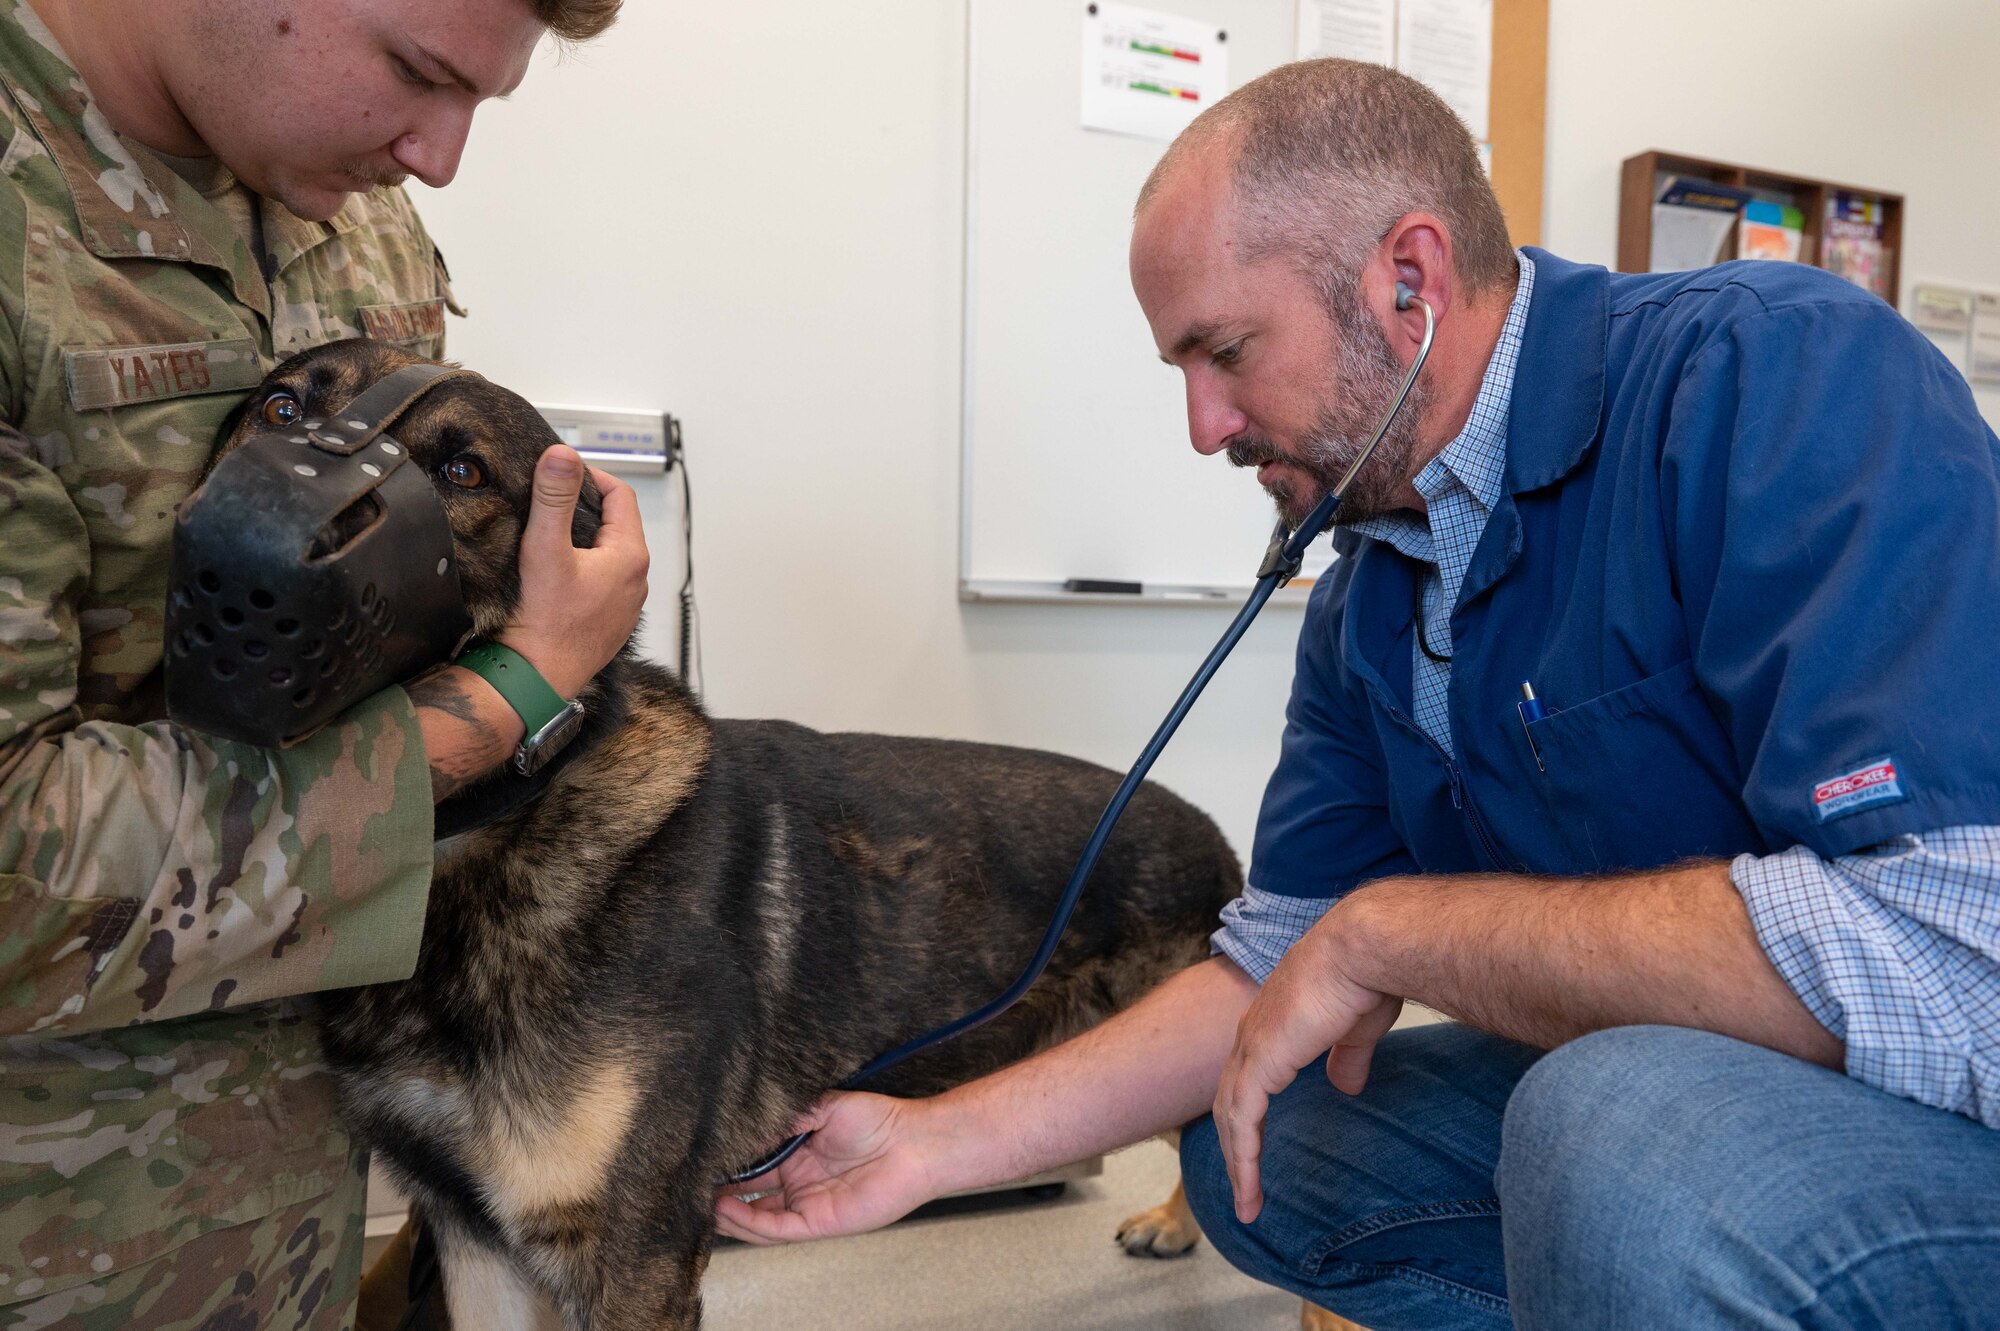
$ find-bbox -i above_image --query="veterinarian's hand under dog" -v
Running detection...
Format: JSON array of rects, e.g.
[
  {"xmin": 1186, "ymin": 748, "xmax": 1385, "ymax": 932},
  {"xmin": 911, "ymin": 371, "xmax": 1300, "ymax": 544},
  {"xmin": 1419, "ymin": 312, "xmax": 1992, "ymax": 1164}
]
[
  {"xmin": 500, "ymin": 444, "xmax": 650, "ymax": 698},
  {"xmin": 1212, "ymin": 900, "xmax": 1402, "ymax": 1225},
  {"xmin": 714, "ymin": 1091, "xmax": 943, "ymax": 1244}
]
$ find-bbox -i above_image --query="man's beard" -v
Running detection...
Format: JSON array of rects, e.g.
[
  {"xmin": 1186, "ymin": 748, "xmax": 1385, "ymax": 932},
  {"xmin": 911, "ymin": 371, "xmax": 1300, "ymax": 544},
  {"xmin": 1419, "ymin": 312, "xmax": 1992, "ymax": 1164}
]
[{"xmin": 1227, "ymin": 295, "xmax": 1430, "ymax": 529}]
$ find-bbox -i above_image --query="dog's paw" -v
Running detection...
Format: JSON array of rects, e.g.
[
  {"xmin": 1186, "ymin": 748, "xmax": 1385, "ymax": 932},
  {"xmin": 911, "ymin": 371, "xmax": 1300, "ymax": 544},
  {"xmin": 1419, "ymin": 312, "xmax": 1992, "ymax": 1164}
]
[
  {"xmin": 1300, "ymin": 1301, "xmax": 1373, "ymax": 1331},
  {"xmin": 1114, "ymin": 1200, "xmax": 1202, "ymax": 1259}
]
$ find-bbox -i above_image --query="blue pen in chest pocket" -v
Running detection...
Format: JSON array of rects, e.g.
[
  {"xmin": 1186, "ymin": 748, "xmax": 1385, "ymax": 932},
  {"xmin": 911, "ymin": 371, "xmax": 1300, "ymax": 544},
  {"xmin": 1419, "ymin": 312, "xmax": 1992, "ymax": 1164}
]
[{"xmin": 1518, "ymin": 681, "xmax": 1547, "ymax": 772}]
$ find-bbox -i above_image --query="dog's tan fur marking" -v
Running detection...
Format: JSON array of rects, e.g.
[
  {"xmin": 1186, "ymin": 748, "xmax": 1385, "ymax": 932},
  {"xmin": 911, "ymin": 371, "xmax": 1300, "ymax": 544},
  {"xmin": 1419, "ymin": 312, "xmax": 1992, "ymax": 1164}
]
[
  {"xmin": 553, "ymin": 682, "xmax": 711, "ymax": 859},
  {"xmin": 1116, "ymin": 1178, "xmax": 1204, "ymax": 1258},
  {"xmin": 478, "ymin": 1060, "xmax": 641, "ymax": 1221},
  {"xmin": 442, "ymin": 1238, "xmax": 565, "ymax": 1331},
  {"xmin": 435, "ymin": 682, "xmax": 714, "ymax": 1012},
  {"xmin": 1110, "ymin": 1163, "xmax": 1372, "ymax": 1331},
  {"xmin": 828, "ymin": 827, "xmax": 941, "ymax": 881}
]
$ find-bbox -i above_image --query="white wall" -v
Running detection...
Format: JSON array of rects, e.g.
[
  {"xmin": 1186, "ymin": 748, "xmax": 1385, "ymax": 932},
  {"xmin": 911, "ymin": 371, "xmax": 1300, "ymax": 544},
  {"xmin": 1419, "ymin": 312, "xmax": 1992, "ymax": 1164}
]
[
  {"xmin": 412, "ymin": 2, "xmax": 1304, "ymax": 862},
  {"xmin": 1543, "ymin": 0, "xmax": 2000, "ymax": 423},
  {"xmin": 412, "ymin": 0, "xmax": 2000, "ymax": 863}
]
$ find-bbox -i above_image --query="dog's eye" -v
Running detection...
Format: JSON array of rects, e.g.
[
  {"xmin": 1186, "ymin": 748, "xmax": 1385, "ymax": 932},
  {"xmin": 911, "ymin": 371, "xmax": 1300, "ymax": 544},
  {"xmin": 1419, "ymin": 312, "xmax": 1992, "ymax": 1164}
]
[
  {"xmin": 262, "ymin": 393, "xmax": 302, "ymax": 427},
  {"xmin": 442, "ymin": 455, "xmax": 485, "ymax": 489}
]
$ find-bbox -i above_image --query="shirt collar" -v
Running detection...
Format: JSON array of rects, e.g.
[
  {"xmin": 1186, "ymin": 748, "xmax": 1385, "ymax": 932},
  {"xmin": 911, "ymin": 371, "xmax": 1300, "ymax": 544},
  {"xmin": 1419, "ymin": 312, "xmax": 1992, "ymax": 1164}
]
[
  {"xmin": 1351, "ymin": 250, "xmax": 1536, "ymax": 545},
  {"xmin": 1418, "ymin": 253, "xmax": 1534, "ymax": 512},
  {"xmin": 1501, "ymin": 247, "xmax": 1611, "ymax": 494}
]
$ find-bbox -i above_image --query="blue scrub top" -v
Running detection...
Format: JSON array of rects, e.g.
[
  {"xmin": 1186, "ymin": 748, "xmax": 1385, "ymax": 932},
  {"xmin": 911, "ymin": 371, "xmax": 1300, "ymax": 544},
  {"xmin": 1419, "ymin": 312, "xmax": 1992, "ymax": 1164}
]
[{"xmin": 1250, "ymin": 249, "xmax": 2000, "ymax": 898}]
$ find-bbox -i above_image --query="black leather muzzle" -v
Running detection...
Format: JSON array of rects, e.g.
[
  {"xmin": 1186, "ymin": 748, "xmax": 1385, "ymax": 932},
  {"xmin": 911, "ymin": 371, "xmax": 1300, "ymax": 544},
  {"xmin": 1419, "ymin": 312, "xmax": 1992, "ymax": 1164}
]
[{"xmin": 165, "ymin": 363, "xmax": 479, "ymax": 747}]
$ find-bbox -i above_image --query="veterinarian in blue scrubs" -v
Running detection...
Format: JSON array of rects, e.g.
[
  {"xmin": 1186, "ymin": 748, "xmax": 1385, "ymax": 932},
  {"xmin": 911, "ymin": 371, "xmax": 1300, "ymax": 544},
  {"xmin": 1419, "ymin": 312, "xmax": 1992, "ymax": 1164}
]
[{"xmin": 718, "ymin": 59, "xmax": 2000, "ymax": 1329}]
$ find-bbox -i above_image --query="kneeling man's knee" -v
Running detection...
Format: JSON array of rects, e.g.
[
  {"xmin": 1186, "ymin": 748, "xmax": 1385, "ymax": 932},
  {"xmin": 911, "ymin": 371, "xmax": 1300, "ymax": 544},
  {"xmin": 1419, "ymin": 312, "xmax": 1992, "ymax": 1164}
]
[
  {"xmin": 1178, "ymin": 1111, "xmax": 1317, "ymax": 1288},
  {"xmin": 1498, "ymin": 1027, "xmax": 1730, "ymax": 1326},
  {"xmin": 1499, "ymin": 1025, "xmax": 1857, "ymax": 1331},
  {"xmin": 1498, "ymin": 1027, "xmax": 1678, "ymax": 1247},
  {"xmin": 1176, "ymin": 1115, "xmax": 1242, "ymax": 1257}
]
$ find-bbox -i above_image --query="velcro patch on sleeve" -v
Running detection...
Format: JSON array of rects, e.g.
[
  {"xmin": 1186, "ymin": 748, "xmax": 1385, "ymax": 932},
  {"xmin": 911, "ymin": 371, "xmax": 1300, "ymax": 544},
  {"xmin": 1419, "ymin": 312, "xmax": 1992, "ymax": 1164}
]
[
  {"xmin": 1812, "ymin": 757, "xmax": 1906, "ymax": 822},
  {"xmin": 63, "ymin": 338, "xmax": 264, "ymax": 412}
]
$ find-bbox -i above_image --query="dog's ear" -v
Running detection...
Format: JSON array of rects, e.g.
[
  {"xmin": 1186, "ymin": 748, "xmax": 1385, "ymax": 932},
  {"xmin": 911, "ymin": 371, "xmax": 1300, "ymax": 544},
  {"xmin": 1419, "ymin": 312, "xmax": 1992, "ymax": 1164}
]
[
  {"xmin": 490, "ymin": 388, "xmax": 607, "ymax": 549},
  {"xmin": 572, "ymin": 467, "xmax": 605, "ymax": 549}
]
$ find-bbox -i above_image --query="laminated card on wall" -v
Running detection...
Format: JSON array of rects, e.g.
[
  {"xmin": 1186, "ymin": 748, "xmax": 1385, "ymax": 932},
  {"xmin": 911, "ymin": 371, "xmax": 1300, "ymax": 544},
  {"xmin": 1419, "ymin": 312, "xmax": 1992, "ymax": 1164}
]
[
  {"xmin": 1912, "ymin": 284, "xmax": 1973, "ymax": 374},
  {"xmin": 1972, "ymin": 292, "xmax": 2000, "ymax": 387},
  {"xmin": 1080, "ymin": 3, "xmax": 1231, "ymax": 141}
]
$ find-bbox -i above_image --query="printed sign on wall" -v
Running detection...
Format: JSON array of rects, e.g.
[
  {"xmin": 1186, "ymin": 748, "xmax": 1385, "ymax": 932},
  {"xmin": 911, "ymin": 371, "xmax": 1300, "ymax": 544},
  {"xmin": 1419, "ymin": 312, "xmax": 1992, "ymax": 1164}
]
[{"xmin": 1081, "ymin": 3, "xmax": 1231, "ymax": 141}]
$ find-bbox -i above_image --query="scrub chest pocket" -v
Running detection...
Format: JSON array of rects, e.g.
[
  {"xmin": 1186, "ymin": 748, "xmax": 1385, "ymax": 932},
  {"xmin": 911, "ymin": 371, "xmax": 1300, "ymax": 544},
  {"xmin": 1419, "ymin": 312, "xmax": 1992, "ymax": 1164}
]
[{"xmin": 1523, "ymin": 660, "xmax": 1767, "ymax": 874}]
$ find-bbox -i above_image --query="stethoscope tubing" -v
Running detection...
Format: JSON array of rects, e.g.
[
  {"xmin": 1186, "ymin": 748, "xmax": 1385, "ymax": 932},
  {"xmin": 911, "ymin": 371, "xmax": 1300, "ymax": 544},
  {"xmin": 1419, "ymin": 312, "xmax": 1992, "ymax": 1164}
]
[{"xmin": 723, "ymin": 294, "xmax": 1435, "ymax": 1188}]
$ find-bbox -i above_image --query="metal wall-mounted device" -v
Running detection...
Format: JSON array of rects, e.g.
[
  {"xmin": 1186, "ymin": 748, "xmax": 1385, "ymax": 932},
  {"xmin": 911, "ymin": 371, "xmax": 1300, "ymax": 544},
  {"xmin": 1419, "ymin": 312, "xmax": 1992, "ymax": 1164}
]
[
  {"xmin": 534, "ymin": 403, "xmax": 677, "ymax": 474},
  {"xmin": 532, "ymin": 402, "xmax": 698, "ymax": 689}
]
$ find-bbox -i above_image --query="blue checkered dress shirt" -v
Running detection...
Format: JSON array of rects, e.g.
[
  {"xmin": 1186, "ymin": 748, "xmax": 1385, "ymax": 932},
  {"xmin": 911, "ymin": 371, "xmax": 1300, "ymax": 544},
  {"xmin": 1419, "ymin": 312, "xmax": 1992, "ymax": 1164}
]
[
  {"xmin": 1213, "ymin": 252, "xmax": 2000, "ymax": 1127},
  {"xmin": 1348, "ymin": 256, "xmax": 1534, "ymax": 757}
]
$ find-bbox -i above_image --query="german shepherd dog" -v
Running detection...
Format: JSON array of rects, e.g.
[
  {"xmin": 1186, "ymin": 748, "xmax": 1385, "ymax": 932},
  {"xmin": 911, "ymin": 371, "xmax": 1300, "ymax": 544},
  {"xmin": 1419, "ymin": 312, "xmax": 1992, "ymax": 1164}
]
[{"xmin": 216, "ymin": 341, "xmax": 1244, "ymax": 1330}]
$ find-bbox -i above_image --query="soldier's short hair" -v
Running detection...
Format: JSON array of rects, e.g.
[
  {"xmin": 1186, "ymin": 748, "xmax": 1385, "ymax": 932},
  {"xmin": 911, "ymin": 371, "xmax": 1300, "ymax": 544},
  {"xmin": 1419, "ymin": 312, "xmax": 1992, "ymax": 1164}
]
[
  {"xmin": 1139, "ymin": 58, "xmax": 1517, "ymax": 303},
  {"xmin": 531, "ymin": 0, "xmax": 621, "ymax": 41}
]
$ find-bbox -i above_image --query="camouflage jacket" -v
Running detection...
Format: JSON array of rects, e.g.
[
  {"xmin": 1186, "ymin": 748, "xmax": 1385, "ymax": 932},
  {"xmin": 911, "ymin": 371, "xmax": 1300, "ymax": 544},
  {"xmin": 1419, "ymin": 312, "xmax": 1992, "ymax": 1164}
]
[{"xmin": 0, "ymin": 6, "xmax": 452, "ymax": 1326}]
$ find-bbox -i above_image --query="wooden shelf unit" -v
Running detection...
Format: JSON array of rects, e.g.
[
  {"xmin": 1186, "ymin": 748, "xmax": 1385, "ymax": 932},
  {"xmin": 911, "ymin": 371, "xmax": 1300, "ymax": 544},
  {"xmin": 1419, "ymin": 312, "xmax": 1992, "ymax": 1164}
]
[{"xmin": 1617, "ymin": 150, "xmax": 1904, "ymax": 304}]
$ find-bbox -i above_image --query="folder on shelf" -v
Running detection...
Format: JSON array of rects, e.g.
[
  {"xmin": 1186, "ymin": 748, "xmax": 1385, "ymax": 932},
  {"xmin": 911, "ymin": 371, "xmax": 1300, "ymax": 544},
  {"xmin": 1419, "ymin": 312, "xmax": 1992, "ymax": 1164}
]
[{"xmin": 1650, "ymin": 176, "xmax": 1750, "ymax": 272}]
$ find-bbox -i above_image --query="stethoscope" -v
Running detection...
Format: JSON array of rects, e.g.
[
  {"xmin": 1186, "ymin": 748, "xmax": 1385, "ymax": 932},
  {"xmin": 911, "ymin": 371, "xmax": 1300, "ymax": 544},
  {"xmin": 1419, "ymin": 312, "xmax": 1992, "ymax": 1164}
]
[
  {"xmin": 397, "ymin": 295, "xmax": 1436, "ymax": 1331},
  {"xmin": 723, "ymin": 282, "xmax": 1436, "ymax": 1187}
]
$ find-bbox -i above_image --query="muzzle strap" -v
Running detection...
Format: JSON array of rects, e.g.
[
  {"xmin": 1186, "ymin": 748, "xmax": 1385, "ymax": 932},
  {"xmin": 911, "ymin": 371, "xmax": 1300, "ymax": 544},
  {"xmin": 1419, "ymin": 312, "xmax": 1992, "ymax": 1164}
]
[{"xmin": 303, "ymin": 363, "xmax": 483, "ymax": 456}]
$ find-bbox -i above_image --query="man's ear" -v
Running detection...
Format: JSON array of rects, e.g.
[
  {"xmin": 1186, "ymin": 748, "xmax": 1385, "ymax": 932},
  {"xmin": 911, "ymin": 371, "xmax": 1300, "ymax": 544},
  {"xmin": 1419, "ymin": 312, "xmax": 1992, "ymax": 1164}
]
[{"xmin": 1377, "ymin": 212, "xmax": 1457, "ymax": 337}]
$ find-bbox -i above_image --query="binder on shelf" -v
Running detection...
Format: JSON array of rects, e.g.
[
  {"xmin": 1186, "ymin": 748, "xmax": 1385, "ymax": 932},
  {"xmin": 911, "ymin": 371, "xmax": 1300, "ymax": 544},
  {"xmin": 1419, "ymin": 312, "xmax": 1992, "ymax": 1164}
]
[{"xmin": 1649, "ymin": 175, "xmax": 1749, "ymax": 272}]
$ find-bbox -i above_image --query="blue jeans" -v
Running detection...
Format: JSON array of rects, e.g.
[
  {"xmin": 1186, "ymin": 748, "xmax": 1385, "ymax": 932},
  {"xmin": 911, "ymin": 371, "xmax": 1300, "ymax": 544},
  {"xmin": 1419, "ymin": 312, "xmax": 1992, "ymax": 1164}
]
[{"xmin": 1180, "ymin": 1024, "xmax": 2000, "ymax": 1329}]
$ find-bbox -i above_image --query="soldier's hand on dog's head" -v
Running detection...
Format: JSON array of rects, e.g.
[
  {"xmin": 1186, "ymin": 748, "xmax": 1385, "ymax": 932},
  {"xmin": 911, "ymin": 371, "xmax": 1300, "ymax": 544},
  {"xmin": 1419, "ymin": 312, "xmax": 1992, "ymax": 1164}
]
[{"xmin": 498, "ymin": 443, "xmax": 651, "ymax": 700}]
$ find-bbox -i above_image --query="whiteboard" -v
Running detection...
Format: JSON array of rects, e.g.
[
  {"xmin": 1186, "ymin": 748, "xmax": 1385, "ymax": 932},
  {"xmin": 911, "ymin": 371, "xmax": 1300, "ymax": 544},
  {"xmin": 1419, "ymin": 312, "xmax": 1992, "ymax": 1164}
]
[{"xmin": 959, "ymin": 0, "xmax": 1324, "ymax": 603}]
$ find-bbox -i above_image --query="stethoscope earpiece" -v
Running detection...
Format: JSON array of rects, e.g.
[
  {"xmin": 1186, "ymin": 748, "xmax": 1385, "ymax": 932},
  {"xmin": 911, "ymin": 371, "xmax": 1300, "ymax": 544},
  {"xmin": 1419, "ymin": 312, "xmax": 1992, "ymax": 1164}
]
[{"xmin": 1395, "ymin": 280, "xmax": 1418, "ymax": 311}]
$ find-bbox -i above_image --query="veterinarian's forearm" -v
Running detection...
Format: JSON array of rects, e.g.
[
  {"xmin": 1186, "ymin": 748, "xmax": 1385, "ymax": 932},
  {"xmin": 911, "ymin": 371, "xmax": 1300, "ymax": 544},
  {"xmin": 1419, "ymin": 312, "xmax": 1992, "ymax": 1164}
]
[
  {"xmin": 408, "ymin": 667, "xmax": 526, "ymax": 802},
  {"xmin": 1340, "ymin": 863, "xmax": 1844, "ymax": 1067},
  {"xmin": 920, "ymin": 955, "xmax": 1259, "ymax": 1193}
]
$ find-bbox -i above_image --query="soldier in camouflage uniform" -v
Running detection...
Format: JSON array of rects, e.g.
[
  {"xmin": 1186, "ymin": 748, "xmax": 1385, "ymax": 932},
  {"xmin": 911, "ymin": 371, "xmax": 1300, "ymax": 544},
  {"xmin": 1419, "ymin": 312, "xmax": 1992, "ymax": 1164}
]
[{"xmin": 0, "ymin": 0, "xmax": 633, "ymax": 1326}]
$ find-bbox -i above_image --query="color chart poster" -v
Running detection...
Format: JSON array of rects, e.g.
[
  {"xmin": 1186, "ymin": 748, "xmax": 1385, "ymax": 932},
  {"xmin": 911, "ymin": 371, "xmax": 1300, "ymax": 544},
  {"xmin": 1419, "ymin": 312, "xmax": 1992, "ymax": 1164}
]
[{"xmin": 1080, "ymin": 3, "xmax": 1231, "ymax": 141}]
